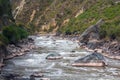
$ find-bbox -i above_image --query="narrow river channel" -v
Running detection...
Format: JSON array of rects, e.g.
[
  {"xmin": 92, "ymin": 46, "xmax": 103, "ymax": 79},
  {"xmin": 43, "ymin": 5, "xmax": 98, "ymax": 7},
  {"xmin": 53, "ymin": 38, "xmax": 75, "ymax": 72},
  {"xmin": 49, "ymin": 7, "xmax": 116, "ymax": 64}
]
[{"xmin": 1, "ymin": 35, "xmax": 120, "ymax": 80}]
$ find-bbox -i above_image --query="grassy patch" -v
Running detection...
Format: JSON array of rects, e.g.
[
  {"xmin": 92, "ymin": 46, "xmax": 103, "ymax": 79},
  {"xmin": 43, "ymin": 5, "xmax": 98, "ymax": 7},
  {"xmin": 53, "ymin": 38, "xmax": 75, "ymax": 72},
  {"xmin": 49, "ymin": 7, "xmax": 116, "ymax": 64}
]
[{"xmin": 59, "ymin": 0, "xmax": 120, "ymax": 40}]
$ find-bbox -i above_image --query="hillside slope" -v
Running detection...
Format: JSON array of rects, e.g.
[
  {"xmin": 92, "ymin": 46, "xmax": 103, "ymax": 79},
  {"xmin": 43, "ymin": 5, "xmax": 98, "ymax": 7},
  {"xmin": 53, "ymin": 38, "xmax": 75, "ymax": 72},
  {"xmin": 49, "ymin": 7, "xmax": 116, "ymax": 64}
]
[
  {"xmin": 11, "ymin": 0, "xmax": 87, "ymax": 32},
  {"xmin": 59, "ymin": 0, "xmax": 120, "ymax": 40},
  {"xmin": 11, "ymin": 0, "xmax": 120, "ymax": 40}
]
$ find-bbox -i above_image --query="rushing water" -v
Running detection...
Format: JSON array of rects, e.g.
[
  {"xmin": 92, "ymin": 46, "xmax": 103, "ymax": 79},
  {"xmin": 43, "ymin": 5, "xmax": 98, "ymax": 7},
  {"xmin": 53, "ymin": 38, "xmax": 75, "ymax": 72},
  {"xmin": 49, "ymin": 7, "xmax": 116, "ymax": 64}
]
[{"xmin": 2, "ymin": 35, "xmax": 120, "ymax": 80}]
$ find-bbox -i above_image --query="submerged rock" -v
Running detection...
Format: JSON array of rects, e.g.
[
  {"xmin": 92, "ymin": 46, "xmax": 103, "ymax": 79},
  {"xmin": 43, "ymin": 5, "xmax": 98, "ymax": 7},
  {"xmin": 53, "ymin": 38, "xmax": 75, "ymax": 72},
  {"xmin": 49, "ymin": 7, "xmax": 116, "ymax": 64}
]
[
  {"xmin": 72, "ymin": 52, "xmax": 106, "ymax": 67},
  {"xmin": 46, "ymin": 53, "xmax": 62, "ymax": 60}
]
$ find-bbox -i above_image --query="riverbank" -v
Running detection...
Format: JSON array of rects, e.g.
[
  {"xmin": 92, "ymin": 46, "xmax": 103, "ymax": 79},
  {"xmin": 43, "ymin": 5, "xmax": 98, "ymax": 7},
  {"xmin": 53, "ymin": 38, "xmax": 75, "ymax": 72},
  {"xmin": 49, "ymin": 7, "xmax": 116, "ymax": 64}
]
[
  {"xmin": 0, "ymin": 36, "xmax": 38, "ymax": 69},
  {"xmin": 83, "ymin": 40, "xmax": 120, "ymax": 60},
  {"xmin": 61, "ymin": 34, "xmax": 120, "ymax": 60},
  {"xmin": 40, "ymin": 33, "xmax": 120, "ymax": 60},
  {"xmin": 1, "ymin": 35, "xmax": 120, "ymax": 80}
]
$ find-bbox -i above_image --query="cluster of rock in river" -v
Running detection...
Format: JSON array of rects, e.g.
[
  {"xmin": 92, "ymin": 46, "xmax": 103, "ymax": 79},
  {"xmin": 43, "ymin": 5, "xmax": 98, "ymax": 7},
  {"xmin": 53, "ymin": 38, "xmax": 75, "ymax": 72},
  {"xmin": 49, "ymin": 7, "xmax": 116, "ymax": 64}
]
[{"xmin": 0, "ymin": 52, "xmax": 106, "ymax": 80}]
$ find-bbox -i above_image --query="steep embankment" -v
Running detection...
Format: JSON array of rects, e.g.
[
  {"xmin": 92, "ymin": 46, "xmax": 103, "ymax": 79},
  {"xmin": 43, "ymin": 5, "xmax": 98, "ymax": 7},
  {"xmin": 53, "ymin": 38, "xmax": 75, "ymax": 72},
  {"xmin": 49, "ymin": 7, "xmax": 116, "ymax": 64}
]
[
  {"xmin": 0, "ymin": 0, "xmax": 29, "ymax": 68},
  {"xmin": 11, "ymin": 0, "xmax": 120, "ymax": 38},
  {"xmin": 0, "ymin": 0, "xmax": 14, "ymax": 65},
  {"xmin": 60, "ymin": 0, "xmax": 120, "ymax": 40},
  {"xmin": 11, "ymin": 0, "xmax": 54, "ymax": 31},
  {"xmin": 11, "ymin": 0, "xmax": 88, "ymax": 32},
  {"xmin": 58, "ymin": 0, "xmax": 120, "ymax": 59}
]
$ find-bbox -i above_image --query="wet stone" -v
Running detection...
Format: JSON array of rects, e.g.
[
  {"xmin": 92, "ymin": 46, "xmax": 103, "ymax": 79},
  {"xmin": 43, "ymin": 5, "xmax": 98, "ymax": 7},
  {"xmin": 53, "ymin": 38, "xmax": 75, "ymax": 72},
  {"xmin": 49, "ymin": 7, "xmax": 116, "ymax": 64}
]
[
  {"xmin": 72, "ymin": 52, "xmax": 106, "ymax": 67},
  {"xmin": 46, "ymin": 53, "xmax": 62, "ymax": 60}
]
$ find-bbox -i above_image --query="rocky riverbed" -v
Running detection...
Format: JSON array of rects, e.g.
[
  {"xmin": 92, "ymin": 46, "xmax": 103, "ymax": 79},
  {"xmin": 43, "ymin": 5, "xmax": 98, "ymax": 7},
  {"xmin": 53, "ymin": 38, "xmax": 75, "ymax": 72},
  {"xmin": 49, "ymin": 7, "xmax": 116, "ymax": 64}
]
[
  {"xmin": 5, "ymin": 36, "xmax": 37, "ymax": 60},
  {"xmin": 0, "ymin": 36, "xmax": 37, "ymax": 71},
  {"xmin": 1, "ymin": 35, "xmax": 120, "ymax": 80}
]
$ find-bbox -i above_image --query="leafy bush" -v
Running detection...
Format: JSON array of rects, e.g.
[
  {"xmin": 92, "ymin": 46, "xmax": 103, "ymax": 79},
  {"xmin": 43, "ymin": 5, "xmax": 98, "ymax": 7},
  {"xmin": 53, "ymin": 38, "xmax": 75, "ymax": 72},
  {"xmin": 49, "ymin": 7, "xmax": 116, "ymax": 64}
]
[
  {"xmin": 2, "ymin": 24, "xmax": 28, "ymax": 44},
  {"xmin": 17, "ymin": 25, "xmax": 28, "ymax": 39}
]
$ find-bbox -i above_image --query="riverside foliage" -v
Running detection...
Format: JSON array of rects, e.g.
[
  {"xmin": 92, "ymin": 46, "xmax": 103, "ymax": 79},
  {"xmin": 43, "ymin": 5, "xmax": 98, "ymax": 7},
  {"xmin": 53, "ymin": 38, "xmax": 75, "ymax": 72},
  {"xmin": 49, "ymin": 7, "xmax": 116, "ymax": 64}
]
[{"xmin": 2, "ymin": 24, "xmax": 28, "ymax": 44}]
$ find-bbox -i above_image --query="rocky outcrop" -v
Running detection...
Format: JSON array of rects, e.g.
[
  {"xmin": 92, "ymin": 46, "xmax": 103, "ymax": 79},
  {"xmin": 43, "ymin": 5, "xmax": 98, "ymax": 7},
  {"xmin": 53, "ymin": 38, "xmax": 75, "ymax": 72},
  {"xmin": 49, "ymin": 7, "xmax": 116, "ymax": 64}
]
[
  {"xmin": 72, "ymin": 52, "xmax": 106, "ymax": 67},
  {"xmin": 100, "ymin": 41, "xmax": 120, "ymax": 59},
  {"xmin": 79, "ymin": 19, "xmax": 104, "ymax": 43},
  {"xmin": 78, "ymin": 18, "xmax": 120, "ymax": 59},
  {"xmin": 5, "ymin": 37, "xmax": 37, "ymax": 60}
]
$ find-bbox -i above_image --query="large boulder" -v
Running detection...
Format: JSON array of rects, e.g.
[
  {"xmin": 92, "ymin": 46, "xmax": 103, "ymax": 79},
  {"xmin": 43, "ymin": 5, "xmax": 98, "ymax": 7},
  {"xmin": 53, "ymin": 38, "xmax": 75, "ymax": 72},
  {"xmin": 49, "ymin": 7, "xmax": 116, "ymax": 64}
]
[
  {"xmin": 72, "ymin": 52, "xmax": 106, "ymax": 67},
  {"xmin": 79, "ymin": 19, "xmax": 104, "ymax": 43},
  {"xmin": 46, "ymin": 53, "xmax": 62, "ymax": 60}
]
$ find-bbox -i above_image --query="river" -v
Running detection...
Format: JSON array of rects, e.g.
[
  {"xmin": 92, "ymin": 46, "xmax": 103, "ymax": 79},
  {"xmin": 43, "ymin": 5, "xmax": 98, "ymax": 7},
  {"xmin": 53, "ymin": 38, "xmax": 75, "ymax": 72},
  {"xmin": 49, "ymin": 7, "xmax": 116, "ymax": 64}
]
[{"xmin": 1, "ymin": 35, "xmax": 120, "ymax": 80}]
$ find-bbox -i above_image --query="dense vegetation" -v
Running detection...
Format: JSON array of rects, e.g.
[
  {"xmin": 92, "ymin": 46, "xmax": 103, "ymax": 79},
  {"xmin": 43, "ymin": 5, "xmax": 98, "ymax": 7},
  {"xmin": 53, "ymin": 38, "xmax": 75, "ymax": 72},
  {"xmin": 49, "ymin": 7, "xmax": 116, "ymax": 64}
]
[
  {"xmin": 0, "ymin": 0, "xmax": 28, "ymax": 46},
  {"xmin": 2, "ymin": 24, "xmax": 28, "ymax": 44},
  {"xmin": 59, "ymin": 0, "xmax": 120, "ymax": 40}
]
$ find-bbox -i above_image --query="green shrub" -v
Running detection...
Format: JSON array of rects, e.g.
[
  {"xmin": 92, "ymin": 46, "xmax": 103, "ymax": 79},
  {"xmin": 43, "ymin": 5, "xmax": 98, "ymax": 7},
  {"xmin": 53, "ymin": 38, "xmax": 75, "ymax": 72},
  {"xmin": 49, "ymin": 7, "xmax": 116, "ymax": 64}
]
[
  {"xmin": 2, "ymin": 24, "xmax": 28, "ymax": 44},
  {"xmin": 17, "ymin": 27, "xmax": 28, "ymax": 39}
]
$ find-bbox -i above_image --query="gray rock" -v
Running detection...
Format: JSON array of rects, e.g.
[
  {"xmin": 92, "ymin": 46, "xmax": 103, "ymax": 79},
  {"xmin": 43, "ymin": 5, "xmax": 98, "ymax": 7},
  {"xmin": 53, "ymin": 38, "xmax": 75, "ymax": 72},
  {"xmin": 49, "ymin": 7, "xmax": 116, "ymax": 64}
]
[
  {"xmin": 46, "ymin": 53, "xmax": 62, "ymax": 60},
  {"xmin": 74, "ymin": 52, "xmax": 105, "ymax": 63},
  {"xmin": 79, "ymin": 19, "xmax": 104, "ymax": 43},
  {"xmin": 87, "ymin": 40, "xmax": 102, "ymax": 49}
]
